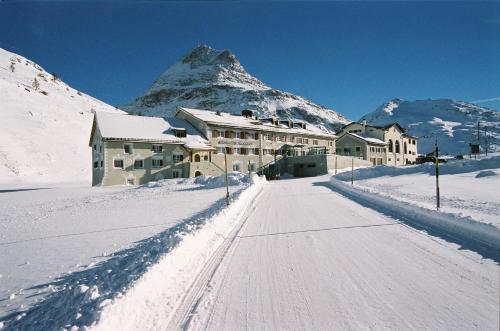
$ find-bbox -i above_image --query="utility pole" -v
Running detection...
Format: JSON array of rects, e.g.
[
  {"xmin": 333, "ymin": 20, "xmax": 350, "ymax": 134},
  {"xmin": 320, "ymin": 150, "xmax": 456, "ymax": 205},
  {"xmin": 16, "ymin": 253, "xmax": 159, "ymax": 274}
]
[
  {"xmin": 224, "ymin": 150, "xmax": 230, "ymax": 206},
  {"xmin": 484, "ymin": 127, "xmax": 488, "ymax": 156},
  {"xmin": 351, "ymin": 158, "xmax": 354, "ymax": 185},
  {"xmin": 435, "ymin": 138, "xmax": 440, "ymax": 210}
]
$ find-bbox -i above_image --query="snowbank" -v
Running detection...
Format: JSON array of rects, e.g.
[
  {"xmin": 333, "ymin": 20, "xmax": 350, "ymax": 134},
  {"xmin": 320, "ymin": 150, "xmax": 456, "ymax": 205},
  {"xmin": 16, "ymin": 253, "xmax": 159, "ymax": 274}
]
[
  {"xmin": 91, "ymin": 174, "xmax": 266, "ymax": 330},
  {"xmin": 335, "ymin": 155, "xmax": 500, "ymax": 182},
  {"xmin": 328, "ymin": 177, "xmax": 500, "ymax": 252},
  {"xmin": 142, "ymin": 172, "xmax": 249, "ymax": 189}
]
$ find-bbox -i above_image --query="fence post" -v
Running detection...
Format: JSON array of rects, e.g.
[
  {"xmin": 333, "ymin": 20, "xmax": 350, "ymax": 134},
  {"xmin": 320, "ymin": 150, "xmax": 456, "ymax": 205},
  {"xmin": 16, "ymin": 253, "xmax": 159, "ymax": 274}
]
[
  {"xmin": 351, "ymin": 158, "xmax": 354, "ymax": 185},
  {"xmin": 435, "ymin": 142, "xmax": 440, "ymax": 210},
  {"xmin": 224, "ymin": 151, "xmax": 230, "ymax": 206}
]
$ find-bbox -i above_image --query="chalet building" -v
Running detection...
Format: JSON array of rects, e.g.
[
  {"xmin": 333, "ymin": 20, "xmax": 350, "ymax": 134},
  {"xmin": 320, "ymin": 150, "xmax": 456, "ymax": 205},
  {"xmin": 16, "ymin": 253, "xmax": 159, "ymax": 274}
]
[
  {"xmin": 90, "ymin": 108, "xmax": 338, "ymax": 186},
  {"xmin": 336, "ymin": 121, "xmax": 418, "ymax": 166}
]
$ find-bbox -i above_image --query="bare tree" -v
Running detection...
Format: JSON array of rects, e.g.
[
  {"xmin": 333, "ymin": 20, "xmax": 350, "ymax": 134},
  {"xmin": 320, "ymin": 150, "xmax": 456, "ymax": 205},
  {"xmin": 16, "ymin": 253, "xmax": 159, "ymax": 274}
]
[
  {"xmin": 9, "ymin": 62, "xmax": 15, "ymax": 73},
  {"xmin": 32, "ymin": 77, "xmax": 40, "ymax": 90}
]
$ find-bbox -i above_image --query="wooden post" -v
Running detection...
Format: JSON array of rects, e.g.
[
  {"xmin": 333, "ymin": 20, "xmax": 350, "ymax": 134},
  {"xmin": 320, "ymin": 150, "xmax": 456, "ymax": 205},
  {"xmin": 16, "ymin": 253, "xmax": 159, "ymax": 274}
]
[
  {"xmin": 351, "ymin": 158, "xmax": 354, "ymax": 185},
  {"xmin": 435, "ymin": 140, "xmax": 440, "ymax": 210},
  {"xmin": 224, "ymin": 151, "xmax": 230, "ymax": 206}
]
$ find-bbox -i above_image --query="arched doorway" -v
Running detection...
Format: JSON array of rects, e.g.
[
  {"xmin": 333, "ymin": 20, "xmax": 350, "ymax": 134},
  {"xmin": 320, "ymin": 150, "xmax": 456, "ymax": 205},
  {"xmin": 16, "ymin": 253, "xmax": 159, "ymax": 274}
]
[{"xmin": 194, "ymin": 171, "xmax": 202, "ymax": 177}]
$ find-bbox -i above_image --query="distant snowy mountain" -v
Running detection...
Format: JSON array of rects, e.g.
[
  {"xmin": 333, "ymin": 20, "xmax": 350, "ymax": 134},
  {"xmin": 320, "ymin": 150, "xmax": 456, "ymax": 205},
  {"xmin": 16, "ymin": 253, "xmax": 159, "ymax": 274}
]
[
  {"xmin": 122, "ymin": 45, "xmax": 348, "ymax": 132},
  {"xmin": 0, "ymin": 48, "xmax": 123, "ymax": 186},
  {"xmin": 361, "ymin": 99, "xmax": 500, "ymax": 155}
]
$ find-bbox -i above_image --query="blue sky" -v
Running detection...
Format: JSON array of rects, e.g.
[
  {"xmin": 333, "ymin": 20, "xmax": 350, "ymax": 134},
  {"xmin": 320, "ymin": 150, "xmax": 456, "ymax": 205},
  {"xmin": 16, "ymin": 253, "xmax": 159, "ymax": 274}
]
[{"xmin": 0, "ymin": 1, "xmax": 499, "ymax": 119}]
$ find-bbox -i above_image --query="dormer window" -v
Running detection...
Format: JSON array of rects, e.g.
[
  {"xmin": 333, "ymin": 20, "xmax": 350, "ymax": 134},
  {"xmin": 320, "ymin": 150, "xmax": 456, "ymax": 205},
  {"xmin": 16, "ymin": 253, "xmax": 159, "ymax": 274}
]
[{"xmin": 172, "ymin": 128, "xmax": 186, "ymax": 138}]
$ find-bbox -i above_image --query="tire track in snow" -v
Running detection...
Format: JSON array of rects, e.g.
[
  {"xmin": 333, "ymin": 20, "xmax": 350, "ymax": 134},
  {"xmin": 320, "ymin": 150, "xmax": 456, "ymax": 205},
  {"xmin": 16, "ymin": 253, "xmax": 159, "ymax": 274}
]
[{"xmin": 168, "ymin": 189, "xmax": 264, "ymax": 331}]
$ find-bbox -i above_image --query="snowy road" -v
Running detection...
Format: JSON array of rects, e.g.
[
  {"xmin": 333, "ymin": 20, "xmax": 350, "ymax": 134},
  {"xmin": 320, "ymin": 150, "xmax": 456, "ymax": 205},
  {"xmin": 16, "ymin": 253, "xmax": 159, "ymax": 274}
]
[{"xmin": 183, "ymin": 176, "xmax": 498, "ymax": 330}]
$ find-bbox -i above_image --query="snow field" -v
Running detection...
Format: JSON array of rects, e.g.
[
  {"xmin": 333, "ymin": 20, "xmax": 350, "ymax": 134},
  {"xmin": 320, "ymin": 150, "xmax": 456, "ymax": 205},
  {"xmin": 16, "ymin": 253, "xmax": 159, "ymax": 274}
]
[
  {"xmin": 91, "ymin": 174, "xmax": 266, "ymax": 330},
  {"xmin": 0, "ymin": 174, "xmax": 252, "ymax": 329}
]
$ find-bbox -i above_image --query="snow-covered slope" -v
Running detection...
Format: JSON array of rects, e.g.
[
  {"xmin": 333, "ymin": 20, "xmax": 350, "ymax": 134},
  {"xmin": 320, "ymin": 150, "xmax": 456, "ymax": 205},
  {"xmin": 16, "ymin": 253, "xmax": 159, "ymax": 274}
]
[
  {"xmin": 361, "ymin": 99, "xmax": 500, "ymax": 155},
  {"xmin": 0, "ymin": 48, "xmax": 123, "ymax": 186},
  {"xmin": 122, "ymin": 45, "xmax": 349, "ymax": 133}
]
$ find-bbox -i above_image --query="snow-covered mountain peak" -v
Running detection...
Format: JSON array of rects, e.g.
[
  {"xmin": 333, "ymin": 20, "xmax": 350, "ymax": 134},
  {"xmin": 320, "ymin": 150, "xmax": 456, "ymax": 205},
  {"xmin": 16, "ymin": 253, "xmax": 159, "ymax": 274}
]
[
  {"xmin": 361, "ymin": 98, "xmax": 500, "ymax": 155},
  {"xmin": 124, "ymin": 45, "xmax": 349, "ymax": 132}
]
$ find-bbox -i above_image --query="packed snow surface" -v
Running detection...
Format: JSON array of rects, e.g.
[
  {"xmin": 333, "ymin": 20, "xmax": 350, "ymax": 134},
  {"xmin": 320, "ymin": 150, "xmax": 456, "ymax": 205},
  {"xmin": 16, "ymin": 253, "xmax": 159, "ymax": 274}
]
[
  {"xmin": 361, "ymin": 98, "xmax": 500, "ymax": 155},
  {"xmin": 0, "ymin": 174, "xmax": 249, "ymax": 328},
  {"xmin": 93, "ymin": 176, "xmax": 497, "ymax": 330},
  {"xmin": 122, "ymin": 45, "xmax": 349, "ymax": 132},
  {"xmin": 0, "ymin": 48, "xmax": 123, "ymax": 186}
]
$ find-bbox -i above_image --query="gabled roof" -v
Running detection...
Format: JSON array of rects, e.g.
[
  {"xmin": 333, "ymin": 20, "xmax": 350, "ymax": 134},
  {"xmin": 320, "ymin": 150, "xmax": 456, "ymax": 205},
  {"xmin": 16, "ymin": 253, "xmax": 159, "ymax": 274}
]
[
  {"xmin": 340, "ymin": 121, "xmax": 406, "ymax": 133},
  {"xmin": 176, "ymin": 107, "xmax": 336, "ymax": 139},
  {"xmin": 90, "ymin": 112, "xmax": 213, "ymax": 150},
  {"xmin": 337, "ymin": 132, "xmax": 387, "ymax": 146}
]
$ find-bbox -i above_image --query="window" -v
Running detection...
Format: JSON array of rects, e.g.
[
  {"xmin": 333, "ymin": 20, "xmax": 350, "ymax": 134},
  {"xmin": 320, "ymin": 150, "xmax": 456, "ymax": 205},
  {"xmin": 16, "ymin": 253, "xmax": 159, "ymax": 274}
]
[
  {"xmin": 204, "ymin": 155, "xmax": 209, "ymax": 161},
  {"xmin": 252, "ymin": 148, "xmax": 260, "ymax": 155},
  {"xmin": 303, "ymin": 138, "xmax": 309, "ymax": 144},
  {"xmin": 93, "ymin": 161, "xmax": 98, "ymax": 169},
  {"xmin": 328, "ymin": 141, "xmax": 334, "ymax": 147},
  {"xmin": 234, "ymin": 148, "xmax": 240, "ymax": 155},
  {"xmin": 313, "ymin": 139, "xmax": 318, "ymax": 146},
  {"xmin": 240, "ymin": 148, "xmax": 248, "ymax": 155},
  {"xmin": 173, "ymin": 154, "xmax": 183, "ymax": 163},
  {"xmin": 194, "ymin": 154, "xmax": 201, "ymax": 162},
  {"xmin": 217, "ymin": 147, "xmax": 224, "ymax": 154},
  {"xmin": 395, "ymin": 141, "xmax": 400, "ymax": 154},
  {"xmin": 172, "ymin": 170, "xmax": 181, "ymax": 178},
  {"xmin": 235, "ymin": 132, "xmax": 240, "ymax": 139},
  {"xmin": 404, "ymin": 142, "xmax": 407, "ymax": 154},
  {"xmin": 412, "ymin": 139, "xmax": 416, "ymax": 145},
  {"xmin": 225, "ymin": 147, "xmax": 234, "ymax": 155},
  {"xmin": 124, "ymin": 144, "xmax": 132, "ymax": 154},
  {"xmin": 99, "ymin": 145, "xmax": 102, "ymax": 153},
  {"xmin": 212, "ymin": 130, "xmax": 219, "ymax": 138},
  {"xmin": 134, "ymin": 159, "xmax": 144, "ymax": 169},
  {"xmin": 355, "ymin": 147, "xmax": 361, "ymax": 152},
  {"xmin": 152, "ymin": 145, "xmax": 163, "ymax": 153},
  {"xmin": 152, "ymin": 159, "xmax": 164, "ymax": 168},
  {"xmin": 174, "ymin": 129, "xmax": 186, "ymax": 138},
  {"xmin": 264, "ymin": 134, "xmax": 272, "ymax": 140},
  {"xmin": 388, "ymin": 139, "xmax": 393, "ymax": 153},
  {"xmin": 93, "ymin": 144, "xmax": 97, "ymax": 151},
  {"xmin": 296, "ymin": 137, "xmax": 303, "ymax": 144},
  {"xmin": 114, "ymin": 159, "xmax": 124, "ymax": 169},
  {"xmin": 224, "ymin": 131, "xmax": 234, "ymax": 138},
  {"xmin": 100, "ymin": 160, "xmax": 104, "ymax": 168},
  {"xmin": 232, "ymin": 163, "xmax": 241, "ymax": 172}
]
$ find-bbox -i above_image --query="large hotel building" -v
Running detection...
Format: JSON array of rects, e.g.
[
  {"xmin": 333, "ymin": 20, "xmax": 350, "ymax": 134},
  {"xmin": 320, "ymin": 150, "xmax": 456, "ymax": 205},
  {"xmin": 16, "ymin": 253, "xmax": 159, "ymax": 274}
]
[
  {"xmin": 90, "ymin": 107, "xmax": 417, "ymax": 186},
  {"xmin": 90, "ymin": 107, "xmax": 338, "ymax": 186}
]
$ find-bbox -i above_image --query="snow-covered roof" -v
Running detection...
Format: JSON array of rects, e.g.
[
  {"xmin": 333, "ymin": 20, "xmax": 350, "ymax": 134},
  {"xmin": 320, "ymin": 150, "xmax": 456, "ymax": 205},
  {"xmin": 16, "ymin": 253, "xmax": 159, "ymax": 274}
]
[
  {"xmin": 340, "ymin": 132, "xmax": 387, "ymax": 145},
  {"xmin": 94, "ymin": 112, "xmax": 213, "ymax": 150},
  {"xmin": 177, "ymin": 107, "xmax": 336, "ymax": 139}
]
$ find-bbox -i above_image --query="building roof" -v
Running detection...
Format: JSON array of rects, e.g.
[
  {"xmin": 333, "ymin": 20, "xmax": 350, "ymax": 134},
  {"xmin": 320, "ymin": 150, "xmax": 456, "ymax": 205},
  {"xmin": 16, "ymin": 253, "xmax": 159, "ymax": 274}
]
[
  {"xmin": 341, "ymin": 121, "xmax": 406, "ymax": 133},
  {"xmin": 177, "ymin": 107, "xmax": 336, "ymax": 139},
  {"xmin": 91, "ymin": 112, "xmax": 213, "ymax": 150},
  {"xmin": 338, "ymin": 132, "xmax": 387, "ymax": 146}
]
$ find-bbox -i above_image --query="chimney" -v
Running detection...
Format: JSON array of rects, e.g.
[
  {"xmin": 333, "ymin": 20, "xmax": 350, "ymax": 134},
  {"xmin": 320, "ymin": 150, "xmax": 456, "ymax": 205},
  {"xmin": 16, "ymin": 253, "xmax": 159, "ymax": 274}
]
[{"xmin": 242, "ymin": 109, "xmax": 253, "ymax": 118}]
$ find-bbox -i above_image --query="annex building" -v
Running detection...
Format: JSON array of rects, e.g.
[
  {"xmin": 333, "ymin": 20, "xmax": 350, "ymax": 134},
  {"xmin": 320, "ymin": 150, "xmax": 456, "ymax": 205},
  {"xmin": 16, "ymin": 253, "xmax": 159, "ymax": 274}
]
[
  {"xmin": 336, "ymin": 121, "xmax": 418, "ymax": 166},
  {"xmin": 89, "ymin": 108, "xmax": 338, "ymax": 186}
]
